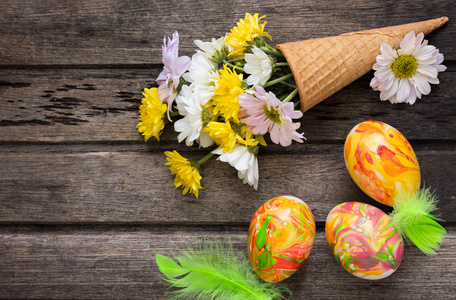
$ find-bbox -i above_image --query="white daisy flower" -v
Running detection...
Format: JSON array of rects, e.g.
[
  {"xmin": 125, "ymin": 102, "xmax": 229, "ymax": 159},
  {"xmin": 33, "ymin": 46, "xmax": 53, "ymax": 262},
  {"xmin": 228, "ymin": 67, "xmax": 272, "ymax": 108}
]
[
  {"xmin": 370, "ymin": 31, "xmax": 446, "ymax": 105},
  {"xmin": 213, "ymin": 144, "xmax": 259, "ymax": 190},
  {"xmin": 244, "ymin": 46, "xmax": 273, "ymax": 86},
  {"xmin": 183, "ymin": 52, "xmax": 219, "ymax": 104},
  {"xmin": 174, "ymin": 85, "xmax": 213, "ymax": 148},
  {"xmin": 194, "ymin": 35, "xmax": 229, "ymax": 61}
]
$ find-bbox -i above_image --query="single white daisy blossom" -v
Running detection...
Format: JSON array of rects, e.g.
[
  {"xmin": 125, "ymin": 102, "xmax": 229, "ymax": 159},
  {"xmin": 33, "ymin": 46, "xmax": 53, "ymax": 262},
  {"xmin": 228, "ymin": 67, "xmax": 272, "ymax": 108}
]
[
  {"xmin": 370, "ymin": 31, "xmax": 446, "ymax": 104},
  {"xmin": 183, "ymin": 36, "xmax": 231, "ymax": 104},
  {"xmin": 183, "ymin": 52, "xmax": 219, "ymax": 104},
  {"xmin": 244, "ymin": 46, "xmax": 273, "ymax": 86},
  {"xmin": 194, "ymin": 35, "xmax": 230, "ymax": 61},
  {"xmin": 213, "ymin": 144, "xmax": 259, "ymax": 190},
  {"xmin": 174, "ymin": 85, "xmax": 213, "ymax": 148},
  {"xmin": 239, "ymin": 85, "xmax": 305, "ymax": 147}
]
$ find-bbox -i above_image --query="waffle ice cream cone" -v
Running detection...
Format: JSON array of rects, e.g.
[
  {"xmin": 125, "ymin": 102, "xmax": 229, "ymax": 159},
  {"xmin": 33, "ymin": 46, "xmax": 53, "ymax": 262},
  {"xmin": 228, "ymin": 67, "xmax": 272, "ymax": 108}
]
[{"xmin": 276, "ymin": 17, "xmax": 449, "ymax": 113}]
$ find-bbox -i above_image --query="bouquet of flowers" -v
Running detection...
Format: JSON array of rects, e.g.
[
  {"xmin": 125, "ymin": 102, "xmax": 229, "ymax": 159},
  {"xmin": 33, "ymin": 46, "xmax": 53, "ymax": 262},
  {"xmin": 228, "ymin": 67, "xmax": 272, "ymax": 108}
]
[
  {"xmin": 138, "ymin": 13, "xmax": 304, "ymax": 197},
  {"xmin": 137, "ymin": 13, "xmax": 447, "ymax": 197}
]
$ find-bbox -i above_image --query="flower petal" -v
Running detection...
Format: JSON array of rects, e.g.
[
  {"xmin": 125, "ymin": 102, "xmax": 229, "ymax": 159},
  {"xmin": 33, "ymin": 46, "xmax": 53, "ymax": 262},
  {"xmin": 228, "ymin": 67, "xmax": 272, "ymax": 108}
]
[
  {"xmin": 417, "ymin": 65, "xmax": 438, "ymax": 78},
  {"xmin": 234, "ymin": 151, "xmax": 250, "ymax": 171},
  {"xmin": 416, "ymin": 55, "xmax": 437, "ymax": 65},
  {"xmin": 175, "ymin": 56, "xmax": 192, "ymax": 76},
  {"xmin": 380, "ymin": 43, "xmax": 396, "ymax": 59},
  {"xmin": 376, "ymin": 68, "xmax": 395, "ymax": 82},
  {"xmin": 414, "ymin": 45, "xmax": 436, "ymax": 60},
  {"xmin": 198, "ymin": 131, "xmax": 214, "ymax": 148},
  {"xmin": 405, "ymin": 81, "xmax": 417, "ymax": 104},
  {"xmin": 376, "ymin": 54, "xmax": 392, "ymax": 66},
  {"xmin": 424, "ymin": 75, "xmax": 439, "ymax": 85},
  {"xmin": 413, "ymin": 74, "xmax": 431, "ymax": 95},
  {"xmin": 414, "ymin": 32, "xmax": 425, "ymax": 49},
  {"xmin": 396, "ymin": 79, "xmax": 411, "ymax": 103},
  {"xmin": 400, "ymin": 31, "xmax": 416, "ymax": 54},
  {"xmin": 378, "ymin": 77, "xmax": 395, "ymax": 91},
  {"xmin": 370, "ymin": 77, "xmax": 379, "ymax": 89},
  {"xmin": 383, "ymin": 77, "xmax": 399, "ymax": 100}
]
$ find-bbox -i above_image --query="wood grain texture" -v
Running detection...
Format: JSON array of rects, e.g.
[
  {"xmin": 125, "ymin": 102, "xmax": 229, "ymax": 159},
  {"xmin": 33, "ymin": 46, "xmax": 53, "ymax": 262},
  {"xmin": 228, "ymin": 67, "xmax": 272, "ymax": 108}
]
[
  {"xmin": 0, "ymin": 225, "xmax": 454, "ymax": 299},
  {"xmin": 0, "ymin": 0, "xmax": 454, "ymax": 65},
  {"xmin": 1, "ymin": 144, "xmax": 455, "ymax": 224},
  {"xmin": 1, "ymin": 67, "xmax": 455, "ymax": 142}
]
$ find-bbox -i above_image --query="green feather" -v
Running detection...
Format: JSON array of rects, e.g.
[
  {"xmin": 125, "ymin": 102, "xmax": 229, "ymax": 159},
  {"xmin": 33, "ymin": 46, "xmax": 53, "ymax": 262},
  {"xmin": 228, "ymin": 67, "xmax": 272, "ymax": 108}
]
[
  {"xmin": 390, "ymin": 187, "xmax": 447, "ymax": 256},
  {"xmin": 155, "ymin": 238, "xmax": 291, "ymax": 300}
]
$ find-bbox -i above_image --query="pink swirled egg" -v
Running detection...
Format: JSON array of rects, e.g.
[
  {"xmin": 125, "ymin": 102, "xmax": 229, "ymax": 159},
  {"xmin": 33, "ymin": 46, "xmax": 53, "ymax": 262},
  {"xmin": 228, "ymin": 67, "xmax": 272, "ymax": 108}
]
[
  {"xmin": 248, "ymin": 196, "xmax": 316, "ymax": 282},
  {"xmin": 325, "ymin": 202, "xmax": 404, "ymax": 280}
]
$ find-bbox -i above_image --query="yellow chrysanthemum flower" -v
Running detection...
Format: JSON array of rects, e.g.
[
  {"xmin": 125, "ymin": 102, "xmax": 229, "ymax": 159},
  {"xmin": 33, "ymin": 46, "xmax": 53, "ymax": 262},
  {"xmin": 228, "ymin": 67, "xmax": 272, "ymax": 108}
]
[
  {"xmin": 238, "ymin": 126, "xmax": 261, "ymax": 147},
  {"xmin": 203, "ymin": 121, "xmax": 238, "ymax": 153},
  {"xmin": 136, "ymin": 88, "xmax": 168, "ymax": 142},
  {"xmin": 165, "ymin": 150, "xmax": 203, "ymax": 198},
  {"xmin": 225, "ymin": 13, "xmax": 272, "ymax": 58},
  {"xmin": 212, "ymin": 65, "xmax": 244, "ymax": 123},
  {"xmin": 203, "ymin": 121, "xmax": 260, "ymax": 153}
]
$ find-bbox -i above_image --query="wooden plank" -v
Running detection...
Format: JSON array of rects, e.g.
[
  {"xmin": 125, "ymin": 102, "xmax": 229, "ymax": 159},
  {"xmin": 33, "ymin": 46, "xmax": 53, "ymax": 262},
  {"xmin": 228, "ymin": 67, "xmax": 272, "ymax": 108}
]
[
  {"xmin": 1, "ymin": 68, "xmax": 455, "ymax": 142},
  {"xmin": 0, "ymin": 69, "xmax": 151, "ymax": 143},
  {"xmin": 0, "ymin": 0, "xmax": 454, "ymax": 65},
  {"xmin": 0, "ymin": 144, "xmax": 454, "ymax": 224},
  {"xmin": 0, "ymin": 225, "xmax": 454, "ymax": 299}
]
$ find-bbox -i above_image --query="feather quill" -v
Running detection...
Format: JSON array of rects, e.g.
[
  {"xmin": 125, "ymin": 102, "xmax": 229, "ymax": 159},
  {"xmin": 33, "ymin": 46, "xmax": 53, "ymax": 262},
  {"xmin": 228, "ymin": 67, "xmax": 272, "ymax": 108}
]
[
  {"xmin": 390, "ymin": 187, "xmax": 447, "ymax": 255},
  {"xmin": 155, "ymin": 238, "xmax": 291, "ymax": 300}
]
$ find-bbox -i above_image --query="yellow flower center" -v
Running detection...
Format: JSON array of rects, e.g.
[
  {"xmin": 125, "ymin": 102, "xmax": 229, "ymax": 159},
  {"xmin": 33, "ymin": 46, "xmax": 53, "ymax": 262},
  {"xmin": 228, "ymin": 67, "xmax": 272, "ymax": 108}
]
[
  {"xmin": 263, "ymin": 104, "xmax": 281, "ymax": 124},
  {"xmin": 391, "ymin": 54, "xmax": 418, "ymax": 79}
]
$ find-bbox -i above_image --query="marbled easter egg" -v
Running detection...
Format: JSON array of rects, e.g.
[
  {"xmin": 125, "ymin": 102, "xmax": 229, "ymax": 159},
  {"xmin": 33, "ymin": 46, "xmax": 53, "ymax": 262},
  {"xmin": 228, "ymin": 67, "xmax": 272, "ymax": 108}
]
[
  {"xmin": 248, "ymin": 196, "xmax": 315, "ymax": 282},
  {"xmin": 326, "ymin": 202, "xmax": 404, "ymax": 280},
  {"xmin": 344, "ymin": 120, "xmax": 421, "ymax": 207}
]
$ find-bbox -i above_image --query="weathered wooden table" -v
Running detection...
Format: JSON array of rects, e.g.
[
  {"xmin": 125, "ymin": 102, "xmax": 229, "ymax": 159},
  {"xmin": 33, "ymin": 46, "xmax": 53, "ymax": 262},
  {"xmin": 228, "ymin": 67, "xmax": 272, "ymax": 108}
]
[{"xmin": 1, "ymin": 1, "xmax": 455, "ymax": 299}]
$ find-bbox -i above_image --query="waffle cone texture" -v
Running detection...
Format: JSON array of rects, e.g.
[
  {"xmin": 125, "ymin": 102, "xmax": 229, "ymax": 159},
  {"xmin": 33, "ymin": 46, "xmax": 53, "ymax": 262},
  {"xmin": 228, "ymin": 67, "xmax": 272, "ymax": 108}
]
[{"xmin": 276, "ymin": 17, "xmax": 449, "ymax": 113}]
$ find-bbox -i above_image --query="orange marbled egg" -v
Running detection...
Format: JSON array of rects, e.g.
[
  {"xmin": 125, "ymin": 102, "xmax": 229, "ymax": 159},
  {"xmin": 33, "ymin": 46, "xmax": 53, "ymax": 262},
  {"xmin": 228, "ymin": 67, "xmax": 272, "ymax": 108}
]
[
  {"xmin": 344, "ymin": 120, "xmax": 421, "ymax": 206},
  {"xmin": 248, "ymin": 196, "xmax": 315, "ymax": 282}
]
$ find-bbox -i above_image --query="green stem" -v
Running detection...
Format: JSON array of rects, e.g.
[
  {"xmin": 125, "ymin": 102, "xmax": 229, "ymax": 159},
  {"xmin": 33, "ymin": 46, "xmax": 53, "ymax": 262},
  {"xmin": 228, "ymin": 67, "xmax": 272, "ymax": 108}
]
[
  {"xmin": 275, "ymin": 62, "xmax": 289, "ymax": 67},
  {"xmin": 164, "ymin": 110, "xmax": 181, "ymax": 124},
  {"xmin": 177, "ymin": 76, "xmax": 186, "ymax": 92},
  {"xmin": 294, "ymin": 99, "xmax": 301, "ymax": 109},
  {"xmin": 226, "ymin": 57, "xmax": 245, "ymax": 63},
  {"xmin": 262, "ymin": 73, "xmax": 294, "ymax": 88},
  {"xmin": 254, "ymin": 134, "xmax": 264, "ymax": 142},
  {"xmin": 170, "ymin": 110, "xmax": 181, "ymax": 117},
  {"xmin": 197, "ymin": 152, "xmax": 214, "ymax": 165},
  {"xmin": 282, "ymin": 88, "xmax": 299, "ymax": 103},
  {"xmin": 224, "ymin": 61, "xmax": 244, "ymax": 72},
  {"xmin": 280, "ymin": 81, "xmax": 297, "ymax": 89},
  {"xmin": 278, "ymin": 94, "xmax": 288, "ymax": 101},
  {"xmin": 260, "ymin": 46, "xmax": 285, "ymax": 57}
]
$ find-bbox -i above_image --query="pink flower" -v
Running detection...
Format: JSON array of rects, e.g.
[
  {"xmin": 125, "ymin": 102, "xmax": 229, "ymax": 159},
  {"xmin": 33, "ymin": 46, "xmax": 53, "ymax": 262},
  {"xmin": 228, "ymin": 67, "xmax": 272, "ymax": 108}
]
[
  {"xmin": 156, "ymin": 32, "xmax": 191, "ymax": 118},
  {"xmin": 239, "ymin": 86, "xmax": 305, "ymax": 146}
]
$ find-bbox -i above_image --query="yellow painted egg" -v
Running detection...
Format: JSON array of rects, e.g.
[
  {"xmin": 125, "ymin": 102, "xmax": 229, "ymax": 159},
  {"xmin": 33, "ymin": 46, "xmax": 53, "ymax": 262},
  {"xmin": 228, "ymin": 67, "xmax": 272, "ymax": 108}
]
[
  {"xmin": 344, "ymin": 120, "xmax": 421, "ymax": 207},
  {"xmin": 248, "ymin": 196, "xmax": 315, "ymax": 282},
  {"xmin": 326, "ymin": 202, "xmax": 404, "ymax": 280}
]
